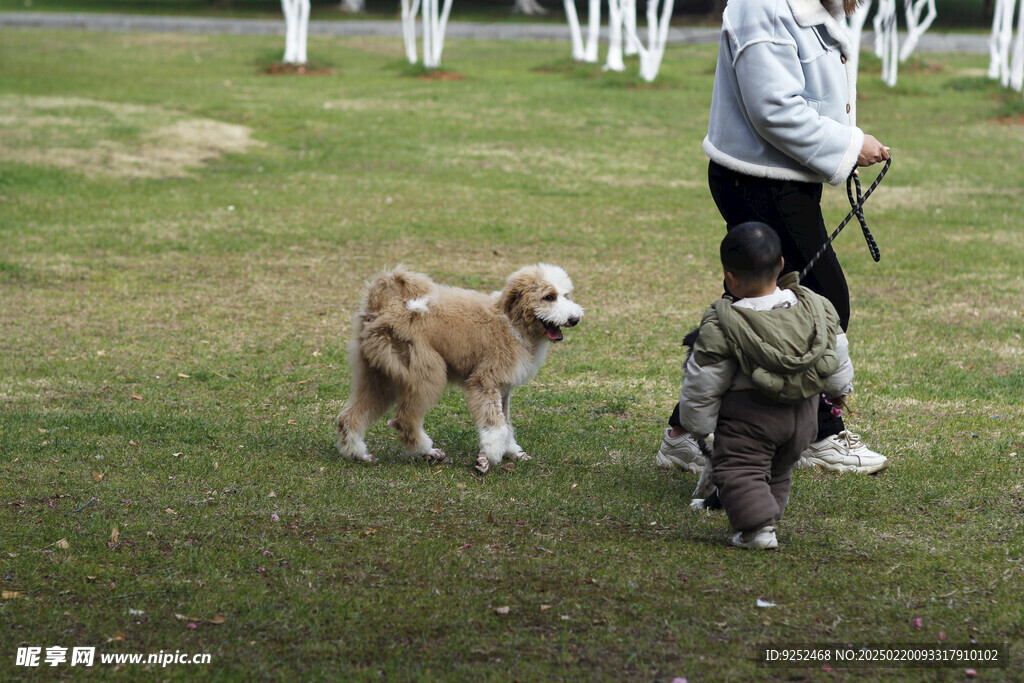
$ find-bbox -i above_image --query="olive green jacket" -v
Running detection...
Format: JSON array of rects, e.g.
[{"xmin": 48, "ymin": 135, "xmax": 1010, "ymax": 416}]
[{"xmin": 678, "ymin": 272, "xmax": 853, "ymax": 437}]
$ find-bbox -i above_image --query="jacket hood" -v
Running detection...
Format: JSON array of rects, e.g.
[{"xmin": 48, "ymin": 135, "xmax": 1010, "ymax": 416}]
[{"xmin": 712, "ymin": 272, "xmax": 839, "ymax": 398}]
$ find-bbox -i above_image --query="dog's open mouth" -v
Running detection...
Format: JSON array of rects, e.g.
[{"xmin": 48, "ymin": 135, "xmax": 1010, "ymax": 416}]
[{"xmin": 544, "ymin": 323, "xmax": 564, "ymax": 342}]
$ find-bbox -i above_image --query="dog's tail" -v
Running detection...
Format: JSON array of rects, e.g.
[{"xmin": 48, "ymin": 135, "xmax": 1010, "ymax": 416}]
[
  {"xmin": 350, "ymin": 266, "xmax": 439, "ymax": 386},
  {"xmin": 361, "ymin": 266, "xmax": 435, "ymax": 318}
]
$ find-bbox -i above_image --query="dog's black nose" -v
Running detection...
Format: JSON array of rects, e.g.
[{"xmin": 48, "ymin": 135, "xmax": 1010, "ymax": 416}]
[{"xmin": 566, "ymin": 316, "xmax": 580, "ymax": 328}]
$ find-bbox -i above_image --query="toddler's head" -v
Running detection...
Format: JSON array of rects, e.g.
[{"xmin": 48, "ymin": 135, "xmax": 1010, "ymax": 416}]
[{"xmin": 720, "ymin": 222, "xmax": 784, "ymax": 298}]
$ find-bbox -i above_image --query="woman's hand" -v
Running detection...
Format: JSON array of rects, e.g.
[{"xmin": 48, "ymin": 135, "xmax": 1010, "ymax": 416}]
[{"xmin": 857, "ymin": 134, "xmax": 890, "ymax": 166}]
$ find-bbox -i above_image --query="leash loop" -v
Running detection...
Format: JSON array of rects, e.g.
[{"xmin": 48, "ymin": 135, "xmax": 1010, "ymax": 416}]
[{"xmin": 800, "ymin": 156, "xmax": 891, "ymax": 282}]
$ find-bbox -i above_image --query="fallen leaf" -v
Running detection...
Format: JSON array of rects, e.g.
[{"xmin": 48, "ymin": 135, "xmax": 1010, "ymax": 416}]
[
  {"xmin": 268, "ymin": 491, "xmax": 276, "ymax": 498},
  {"xmin": 571, "ymin": 483, "xmax": 578, "ymax": 489},
  {"xmin": 499, "ymin": 462, "xmax": 515, "ymax": 472},
  {"xmin": 287, "ymin": 419, "xmax": 296, "ymax": 425},
  {"xmin": 131, "ymin": 393, "xmax": 143, "ymax": 401},
  {"xmin": 495, "ymin": 606, "xmax": 510, "ymax": 615},
  {"xmin": 164, "ymin": 508, "xmax": 177, "ymax": 515},
  {"xmin": 540, "ymin": 604, "xmax": 551, "ymax": 611},
  {"xmin": 53, "ymin": 538, "xmax": 70, "ymax": 549},
  {"xmin": 176, "ymin": 612, "xmax": 226, "ymax": 625},
  {"xmin": 213, "ymin": 462, "xmax": 219, "ymax": 470},
  {"xmin": 106, "ymin": 632, "xmax": 125, "ymax": 642},
  {"xmin": 486, "ymin": 509, "xmax": 494, "ymax": 523},
  {"xmin": 172, "ymin": 452, "xmax": 183, "ymax": 458},
  {"xmin": 177, "ymin": 373, "xmax": 191, "ymax": 379},
  {"xmin": 432, "ymin": 501, "xmax": 442, "ymax": 513},
  {"xmin": 1, "ymin": 591, "xmax": 23, "ymax": 599},
  {"xmin": 110, "ymin": 527, "xmax": 119, "ymax": 544},
  {"xmin": 93, "ymin": 472, "xmax": 105, "ymax": 482}
]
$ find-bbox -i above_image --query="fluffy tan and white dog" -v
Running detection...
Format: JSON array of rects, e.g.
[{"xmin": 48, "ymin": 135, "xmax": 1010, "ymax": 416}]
[{"xmin": 335, "ymin": 264, "xmax": 583, "ymax": 473}]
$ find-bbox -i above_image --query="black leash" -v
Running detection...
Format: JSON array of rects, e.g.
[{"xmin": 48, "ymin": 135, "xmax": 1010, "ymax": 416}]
[{"xmin": 799, "ymin": 157, "xmax": 891, "ymax": 282}]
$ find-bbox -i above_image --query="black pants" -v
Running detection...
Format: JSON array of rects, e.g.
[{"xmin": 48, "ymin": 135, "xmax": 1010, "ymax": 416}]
[
  {"xmin": 707, "ymin": 161, "xmax": 850, "ymax": 330},
  {"xmin": 668, "ymin": 161, "xmax": 847, "ymax": 441}
]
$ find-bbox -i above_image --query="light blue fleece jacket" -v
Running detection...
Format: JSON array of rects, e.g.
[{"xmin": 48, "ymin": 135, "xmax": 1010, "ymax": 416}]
[{"xmin": 703, "ymin": 0, "xmax": 864, "ymax": 186}]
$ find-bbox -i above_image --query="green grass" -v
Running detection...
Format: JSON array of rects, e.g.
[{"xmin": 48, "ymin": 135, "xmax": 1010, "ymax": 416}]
[{"xmin": 1, "ymin": 26, "xmax": 1022, "ymax": 681}]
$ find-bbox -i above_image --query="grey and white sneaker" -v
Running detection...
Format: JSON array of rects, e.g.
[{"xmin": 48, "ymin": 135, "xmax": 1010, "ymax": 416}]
[
  {"xmin": 798, "ymin": 430, "xmax": 889, "ymax": 474},
  {"xmin": 731, "ymin": 525, "xmax": 778, "ymax": 550},
  {"xmin": 654, "ymin": 429, "xmax": 708, "ymax": 474}
]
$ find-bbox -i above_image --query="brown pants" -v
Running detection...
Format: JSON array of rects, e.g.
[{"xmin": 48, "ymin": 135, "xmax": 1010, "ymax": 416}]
[{"xmin": 712, "ymin": 390, "xmax": 819, "ymax": 532}]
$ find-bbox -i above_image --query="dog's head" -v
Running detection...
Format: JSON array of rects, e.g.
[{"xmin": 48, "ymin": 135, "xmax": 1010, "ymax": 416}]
[{"xmin": 498, "ymin": 264, "xmax": 583, "ymax": 343}]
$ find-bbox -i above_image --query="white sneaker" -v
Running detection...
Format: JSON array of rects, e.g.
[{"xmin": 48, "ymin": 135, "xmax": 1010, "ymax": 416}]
[
  {"xmin": 732, "ymin": 525, "xmax": 778, "ymax": 550},
  {"xmin": 798, "ymin": 430, "xmax": 889, "ymax": 474},
  {"xmin": 654, "ymin": 429, "xmax": 708, "ymax": 474}
]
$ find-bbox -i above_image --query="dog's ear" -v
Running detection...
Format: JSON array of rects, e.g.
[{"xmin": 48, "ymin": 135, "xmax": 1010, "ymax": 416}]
[
  {"xmin": 498, "ymin": 269, "xmax": 538, "ymax": 327},
  {"xmin": 499, "ymin": 288, "xmax": 519, "ymax": 316}
]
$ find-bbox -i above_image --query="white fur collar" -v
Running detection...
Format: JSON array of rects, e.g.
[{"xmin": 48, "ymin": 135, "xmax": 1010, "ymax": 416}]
[
  {"xmin": 788, "ymin": 0, "xmax": 845, "ymax": 25},
  {"xmin": 787, "ymin": 0, "xmax": 853, "ymax": 58}
]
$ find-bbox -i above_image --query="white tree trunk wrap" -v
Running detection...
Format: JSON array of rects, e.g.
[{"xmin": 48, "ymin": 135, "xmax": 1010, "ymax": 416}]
[
  {"xmin": 899, "ymin": 0, "xmax": 936, "ymax": 62},
  {"xmin": 1012, "ymin": 0, "xmax": 1024, "ymax": 91},
  {"xmin": 281, "ymin": 0, "xmax": 310, "ymax": 65},
  {"xmin": 603, "ymin": 0, "xmax": 629, "ymax": 71},
  {"xmin": 584, "ymin": 0, "xmax": 602, "ymax": 63},
  {"xmin": 990, "ymin": 0, "xmax": 1024, "ymax": 93},
  {"xmin": 564, "ymin": 0, "xmax": 586, "ymax": 60},
  {"xmin": 400, "ymin": 0, "xmax": 452, "ymax": 68},
  {"xmin": 989, "ymin": 0, "xmax": 1015, "ymax": 82},
  {"xmin": 401, "ymin": 0, "xmax": 422, "ymax": 63},
  {"xmin": 623, "ymin": 3, "xmax": 638, "ymax": 56},
  {"xmin": 845, "ymin": 0, "xmax": 871, "ymax": 80},
  {"xmin": 873, "ymin": 0, "xmax": 899, "ymax": 86},
  {"xmin": 513, "ymin": 0, "xmax": 549, "ymax": 15},
  {"xmin": 628, "ymin": 0, "xmax": 674, "ymax": 82}
]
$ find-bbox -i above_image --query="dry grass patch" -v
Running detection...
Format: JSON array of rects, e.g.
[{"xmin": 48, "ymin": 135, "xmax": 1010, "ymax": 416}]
[{"xmin": 0, "ymin": 94, "xmax": 262, "ymax": 179}]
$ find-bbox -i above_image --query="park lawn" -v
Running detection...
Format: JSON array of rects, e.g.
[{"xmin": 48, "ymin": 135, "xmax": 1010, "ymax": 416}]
[{"xmin": 1, "ymin": 26, "xmax": 1022, "ymax": 681}]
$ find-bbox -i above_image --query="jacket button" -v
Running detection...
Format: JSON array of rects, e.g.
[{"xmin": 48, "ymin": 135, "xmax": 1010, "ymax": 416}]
[
  {"xmin": 846, "ymin": 103, "xmax": 851, "ymax": 113},
  {"xmin": 841, "ymin": 54, "xmax": 847, "ymax": 64}
]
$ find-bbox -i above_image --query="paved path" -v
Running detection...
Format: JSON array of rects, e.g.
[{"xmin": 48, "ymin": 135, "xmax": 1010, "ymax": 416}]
[{"xmin": 0, "ymin": 10, "xmax": 990, "ymax": 52}]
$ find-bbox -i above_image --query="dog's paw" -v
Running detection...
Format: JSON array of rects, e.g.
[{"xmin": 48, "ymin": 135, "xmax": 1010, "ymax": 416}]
[
  {"xmin": 508, "ymin": 451, "xmax": 532, "ymax": 462},
  {"xmin": 356, "ymin": 453, "xmax": 377, "ymax": 464},
  {"xmin": 425, "ymin": 448, "xmax": 446, "ymax": 463},
  {"xmin": 474, "ymin": 453, "xmax": 490, "ymax": 474},
  {"xmin": 689, "ymin": 498, "xmax": 708, "ymax": 512}
]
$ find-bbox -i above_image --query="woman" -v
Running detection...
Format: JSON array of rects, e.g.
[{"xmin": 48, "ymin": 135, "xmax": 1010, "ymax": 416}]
[{"xmin": 657, "ymin": 0, "xmax": 890, "ymax": 474}]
